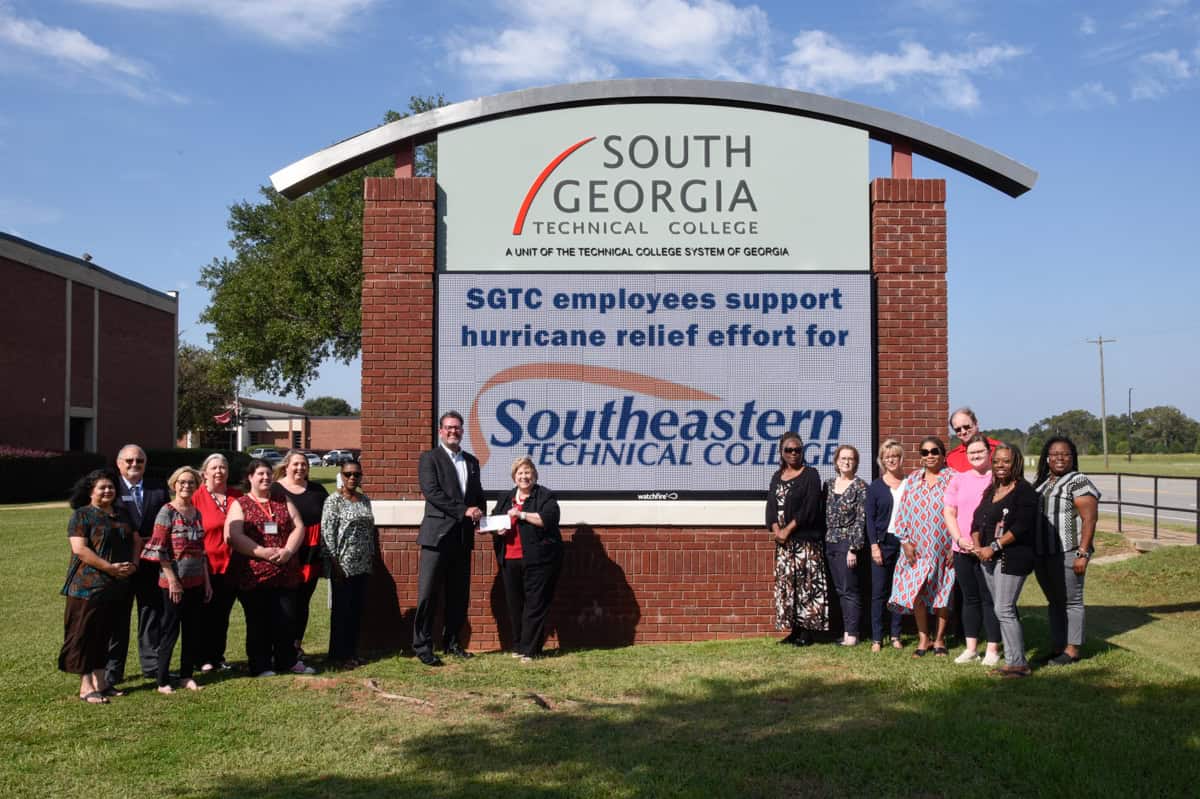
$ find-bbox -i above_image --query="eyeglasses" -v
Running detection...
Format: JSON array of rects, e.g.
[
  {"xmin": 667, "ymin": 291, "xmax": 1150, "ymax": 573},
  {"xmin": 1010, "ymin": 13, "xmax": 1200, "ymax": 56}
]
[
  {"xmin": 920, "ymin": 448, "xmax": 942, "ymax": 456},
  {"xmin": 343, "ymin": 472, "xmax": 363, "ymax": 479},
  {"xmin": 122, "ymin": 458, "xmax": 145, "ymax": 464},
  {"xmin": 441, "ymin": 425, "xmax": 462, "ymax": 432},
  {"xmin": 952, "ymin": 425, "xmax": 973, "ymax": 433},
  {"xmin": 175, "ymin": 479, "xmax": 198, "ymax": 487},
  {"xmin": 782, "ymin": 447, "xmax": 802, "ymax": 454}
]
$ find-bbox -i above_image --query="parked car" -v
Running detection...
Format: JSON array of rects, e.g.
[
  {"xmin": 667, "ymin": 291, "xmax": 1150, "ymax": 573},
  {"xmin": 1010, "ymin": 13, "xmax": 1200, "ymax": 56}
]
[
  {"xmin": 323, "ymin": 449, "xmax": 357, "ymax": 465},
  {"xmin": 248, "ymin": 447, "xmax": 283, "ymax": 466},
  {"xmin": 302, "ymin": 451, "xmax": 323, "ymax": 467}
]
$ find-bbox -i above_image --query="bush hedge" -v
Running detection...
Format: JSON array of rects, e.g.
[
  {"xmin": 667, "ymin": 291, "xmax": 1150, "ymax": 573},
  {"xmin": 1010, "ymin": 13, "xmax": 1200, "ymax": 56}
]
[{"xmin": 0, "ymin": 448, "xmax": 253, "ymax": 504}]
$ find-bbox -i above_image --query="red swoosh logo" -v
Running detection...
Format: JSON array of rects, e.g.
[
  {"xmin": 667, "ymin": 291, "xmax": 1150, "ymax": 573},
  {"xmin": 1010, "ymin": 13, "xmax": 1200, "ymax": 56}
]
[
  {"xmin": 467, "ymin": 363, "xmax": 720, "ymax": 466},
  {"xmin": 512, "ymin": 137, "xmax": 595, "ymax": 235}
]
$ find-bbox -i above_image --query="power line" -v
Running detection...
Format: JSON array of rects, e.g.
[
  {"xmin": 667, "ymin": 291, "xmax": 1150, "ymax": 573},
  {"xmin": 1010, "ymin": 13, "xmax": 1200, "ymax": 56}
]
[{"xmin": 1087, "ymin": 335, "xmax": 1116, "ymax": 469}]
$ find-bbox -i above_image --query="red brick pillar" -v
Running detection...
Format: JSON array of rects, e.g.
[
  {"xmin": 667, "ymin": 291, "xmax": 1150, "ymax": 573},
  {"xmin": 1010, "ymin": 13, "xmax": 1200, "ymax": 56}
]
[
  {"xmin": 359, "ymin": 177, "xmax": 436, "ymax": 652},
  {"xmin": 361, "ymin": 177, "xmax": 436, "ymax": 500},
  {"xmin": 871, "ymin": 178, "xmax": 949, "ymax": 454}
]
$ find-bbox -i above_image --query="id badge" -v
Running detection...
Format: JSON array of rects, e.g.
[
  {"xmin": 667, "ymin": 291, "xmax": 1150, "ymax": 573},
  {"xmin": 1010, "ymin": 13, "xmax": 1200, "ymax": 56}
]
[{"xmin": 264, "ymin": 522, "xmax": 279, "ymax": 536}]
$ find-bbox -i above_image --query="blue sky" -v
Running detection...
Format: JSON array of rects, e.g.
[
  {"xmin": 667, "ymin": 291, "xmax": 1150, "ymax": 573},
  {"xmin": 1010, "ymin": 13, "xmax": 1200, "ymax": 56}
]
[{"xmin": 2, "ymin": 0, "xmax": 1197, "ymax": 431}]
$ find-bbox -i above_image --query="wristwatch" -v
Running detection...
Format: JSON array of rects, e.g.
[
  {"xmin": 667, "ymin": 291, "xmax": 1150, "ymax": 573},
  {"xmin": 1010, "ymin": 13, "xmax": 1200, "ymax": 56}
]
[
  {"xmin": 519, "ymin": 511, "xmax": 527, "ymax": 521},
  {"xmin": 990, "ymin": 541, "xmax": 1002, "ymax": 554},
  {"xmin": 1075, "ymin": 550, "xmax": 1091, "ymax": 560}
]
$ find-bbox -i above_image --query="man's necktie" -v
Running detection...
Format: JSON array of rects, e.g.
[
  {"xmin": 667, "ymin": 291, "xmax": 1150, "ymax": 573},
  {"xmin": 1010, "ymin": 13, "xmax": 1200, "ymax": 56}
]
[{"xmin": 134, "ymin": 483, "xmax": 143, "ymax": 515}]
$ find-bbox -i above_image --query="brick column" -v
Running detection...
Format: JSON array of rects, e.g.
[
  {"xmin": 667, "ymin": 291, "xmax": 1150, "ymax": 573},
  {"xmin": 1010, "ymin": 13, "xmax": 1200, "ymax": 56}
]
[
  {"xmin": 361, "ymin": 177, "xmax": 436, "ymax": 500},
  {"xmin": 871, "ymin": 178, "xmax": 949, "ymax": 454}
]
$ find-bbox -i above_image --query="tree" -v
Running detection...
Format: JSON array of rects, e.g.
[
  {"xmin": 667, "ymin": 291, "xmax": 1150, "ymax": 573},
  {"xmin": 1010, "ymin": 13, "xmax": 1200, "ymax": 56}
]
[
  {"xmin": 1129, "ymin": 406, "xmax": 1200, "ymax": 454},
  {"xmin": 1026, "ymin": 409, "xmax": 1101, "ymax": 455},
  {"xmin": 199, "ymin": 96, "xmax": 446, "ymax": 397},
  {"xmin": 303, "ymin": 396, "xmax": 356, "ymax": 416},
  {"xmin": 177, "ymin": 344, "xmax": 236, "ymax": 440}
]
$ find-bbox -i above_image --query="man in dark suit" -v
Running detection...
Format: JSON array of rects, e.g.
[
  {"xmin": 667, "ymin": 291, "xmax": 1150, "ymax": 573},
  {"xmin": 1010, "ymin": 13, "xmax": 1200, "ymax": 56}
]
[
  {"xmin": 106, "ymin": 444, "xmax": 170, "ymax": 686},
  {"xmin": 412, "ymin": 411, "xmax": 486, "ymax": 666}
]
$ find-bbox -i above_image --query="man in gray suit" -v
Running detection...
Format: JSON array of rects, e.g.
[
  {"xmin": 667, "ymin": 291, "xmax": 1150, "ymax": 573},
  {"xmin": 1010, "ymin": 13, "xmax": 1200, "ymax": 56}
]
[{"xmin": 412, "ymin": 411, "xmax": 486, "ymax": 666}]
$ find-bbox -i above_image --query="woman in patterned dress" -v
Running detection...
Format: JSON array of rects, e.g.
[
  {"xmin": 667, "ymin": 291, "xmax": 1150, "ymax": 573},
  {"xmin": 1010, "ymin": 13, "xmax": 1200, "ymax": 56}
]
[
  {"xmin": 225, "ymin": 459, "xmax": 311, "ymax": 676},
  {"xmin": 765, "ymin": 432, "xmax": 827, "ymax": 646},
  {"xmin": 1032, "ymin": 436, "xmax": 1100, "ymax": 665},
  {"xmin": 321, "ymin": 459, "xmax": 376, "ymax": 667},
  {"xmin": 889, "ymin": 436, "xmax": 956, "ymax": 657},
  {"xmin": 58, "ymin": 470, "xmax": 137, "ymax": 704},
  {"xmin": 824, "ymin": 445, "xmax": 867, "ymax": 646}
]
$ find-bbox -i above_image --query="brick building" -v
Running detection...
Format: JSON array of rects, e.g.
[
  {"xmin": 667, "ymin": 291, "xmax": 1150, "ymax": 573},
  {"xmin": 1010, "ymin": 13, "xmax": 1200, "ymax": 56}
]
[
  {"xmin": 271, "ymin": 80, "xmax": 1036, "ymax": 653},
  {"xmin": 0, "ymin": 232, "xmax": 177, "ymax": 455}
]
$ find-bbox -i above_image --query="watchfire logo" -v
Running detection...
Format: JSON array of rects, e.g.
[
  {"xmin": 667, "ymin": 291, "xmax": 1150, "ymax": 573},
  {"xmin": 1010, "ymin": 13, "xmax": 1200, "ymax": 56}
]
[{"xmin": 511, "ymin": 134, "xmax": 760, "ymax": 238}]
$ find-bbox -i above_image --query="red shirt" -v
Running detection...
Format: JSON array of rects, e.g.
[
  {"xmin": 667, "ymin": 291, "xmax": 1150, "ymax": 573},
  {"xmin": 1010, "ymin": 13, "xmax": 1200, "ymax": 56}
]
[
  {"xmin": 504, "ymin": 498, "xmax": 525, "ymax": 560},
  {"xmin": 946, "ymin": 437, "xmax": 1000, "ymax": 473},
  {"xmin": 193, "ymin": 485, "xmax": 242, "ymax": 574}
]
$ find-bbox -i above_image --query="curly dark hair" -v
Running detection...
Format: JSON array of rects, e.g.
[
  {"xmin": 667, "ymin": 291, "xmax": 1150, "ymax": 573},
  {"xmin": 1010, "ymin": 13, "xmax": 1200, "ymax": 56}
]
[
  {"xmin": 989, "ymin": 443, "xmax": 1027, "ymax": 491},
  {"xmin": 1034, "ymin": 436, "xmax": 1079, "ymax": 486},
  {"xmin": 69, "ymin": 469, "xmax": 119, "ymax": 509}
]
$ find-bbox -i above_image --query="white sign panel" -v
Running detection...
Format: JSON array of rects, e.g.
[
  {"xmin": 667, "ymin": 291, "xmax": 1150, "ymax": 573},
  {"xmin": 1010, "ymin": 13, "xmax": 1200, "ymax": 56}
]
[
  {"xmin": 438, "ymin": 104, "xmax": 868, "ymax": 272},
  {"xmin": 437, "ymin": 273, "xmax": 873, "ymax": 494}
]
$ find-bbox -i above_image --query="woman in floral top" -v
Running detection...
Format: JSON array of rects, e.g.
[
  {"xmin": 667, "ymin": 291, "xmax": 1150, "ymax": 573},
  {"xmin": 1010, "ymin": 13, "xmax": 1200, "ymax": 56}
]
[
  {"xmin": 321, "ymin": 460, "xmax": 376, "ymax": 666},
  {"xmin": 824, "ymin": 445, "xmax": 868, "ymax": 646},
  {"xmin": 141, "ymin": 466, "xmax": 211, "ymax": 693},
  {"xmin": 59, "ymin": 470, "xmax": 137, "ymax": 704}
]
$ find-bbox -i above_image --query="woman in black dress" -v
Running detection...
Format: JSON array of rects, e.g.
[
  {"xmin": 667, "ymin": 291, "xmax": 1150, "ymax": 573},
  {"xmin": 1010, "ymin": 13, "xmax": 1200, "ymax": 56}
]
[{"xmin": 765, "ymin": 432, "xmax": 827, "ymax": 646}]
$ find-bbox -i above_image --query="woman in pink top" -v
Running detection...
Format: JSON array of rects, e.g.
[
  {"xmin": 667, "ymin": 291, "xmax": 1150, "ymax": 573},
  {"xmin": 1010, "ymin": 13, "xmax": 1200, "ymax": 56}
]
[{"xmin": 943, "ymin": 435, "xmax": 1001, "ymax": 665}]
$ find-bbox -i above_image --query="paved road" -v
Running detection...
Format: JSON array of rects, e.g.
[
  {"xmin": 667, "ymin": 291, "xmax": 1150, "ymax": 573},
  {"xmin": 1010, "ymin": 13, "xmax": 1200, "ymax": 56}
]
[{"xmin": 1090, "ymin": 474, "xmax": 1197, "ymax": 527}]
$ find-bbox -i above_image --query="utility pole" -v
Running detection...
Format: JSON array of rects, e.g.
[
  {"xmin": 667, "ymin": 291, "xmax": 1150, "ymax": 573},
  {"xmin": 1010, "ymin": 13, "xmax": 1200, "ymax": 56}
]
[
  {"xmin": 1087, "ymin": 335, "xmax": 1116, "ymax": 469},
  {"xmin": 1127, "ymin": 387, "xmax": 1133, "ymax": 463}
]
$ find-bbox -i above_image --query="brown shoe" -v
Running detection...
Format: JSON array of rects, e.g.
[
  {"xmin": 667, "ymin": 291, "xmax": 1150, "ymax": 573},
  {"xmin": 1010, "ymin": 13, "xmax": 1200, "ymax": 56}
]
[{"xmin": 990, "ymin": 665, "xmax": 1032, "ymax": 678}]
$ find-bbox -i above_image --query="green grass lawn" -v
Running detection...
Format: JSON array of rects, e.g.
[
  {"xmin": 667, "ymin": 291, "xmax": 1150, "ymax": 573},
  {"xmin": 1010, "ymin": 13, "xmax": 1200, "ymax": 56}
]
[
  {"xmin": 3, "ymin": 505, "xmax": 1199, "ymax": 798},
  {"xmin": 1077, "ymin": 453, "xmax": 1200, "ymax": 477}
]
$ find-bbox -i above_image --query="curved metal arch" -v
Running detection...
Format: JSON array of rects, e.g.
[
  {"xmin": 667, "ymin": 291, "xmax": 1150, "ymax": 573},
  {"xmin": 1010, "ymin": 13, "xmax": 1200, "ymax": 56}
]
[{"xmin": 271, "ymin": 78, "xmax": 1037, "ymax": 199}]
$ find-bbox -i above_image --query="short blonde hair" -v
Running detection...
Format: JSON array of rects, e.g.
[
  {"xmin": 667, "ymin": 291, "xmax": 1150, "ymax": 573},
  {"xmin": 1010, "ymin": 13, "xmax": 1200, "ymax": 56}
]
[
  {"xmin": 510, "ymin": 456, "xmax": 538, "ymax": 482},
  {"xmin": 274, "ymin": 449, "xmax": 308, "ymax": 481},
  {"xmin": 876, "ymin": 439, "xmax": 903, "ymax": 469},
  {"xmin": 168, "ymin": 466, "xmax": 202, "ymax": 493}
]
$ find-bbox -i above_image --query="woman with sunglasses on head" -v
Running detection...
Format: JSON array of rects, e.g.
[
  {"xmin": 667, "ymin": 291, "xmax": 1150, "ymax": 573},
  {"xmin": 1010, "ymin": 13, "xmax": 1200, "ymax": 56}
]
[
  {"xmin": 943, "ymin": 434, "xmax": 1002, "ymax": 666},
  {"xmin": 889, "ymin": 436, "xmax": 956, "ymax": 658},
  {"xmin": 141, "ymin": 466, "xmax": 212, "ymax": 694},
  {"xmin": 865, "ymin": 440, "xmax": 906, "ymax": 651},
  {"xmin": 969, "ymin": 443, "xmax": 1038, "ymax": 678},
  {"xmin": 321, "ymin": 460, "xmax": 376, "ymax": 667},
  {"xmin": 824, "ymin": 445, "xmax": 867, "ymax": 647},
  {"xmin": 766, "ymin": 432, "xmax": 828, "ymax": 646},
  {"xmin": 272, "ymin": 449, "xmax": 329, "ymax": 661},
  {"xmin": 1032, "ymin": 436, "xmax": 1100, "ymax": 666}
]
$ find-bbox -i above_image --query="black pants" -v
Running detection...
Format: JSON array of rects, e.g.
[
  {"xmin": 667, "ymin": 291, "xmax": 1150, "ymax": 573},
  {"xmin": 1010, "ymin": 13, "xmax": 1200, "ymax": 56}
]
[
  {"xmin": 329, "ymin": 573, "xmax": 369, "ymax": 661},
  {"xmin": 500, "ymin": 556, "xmax": 562, "ymax": 656},
  {"xmin": 294, "ymin": 576, "xmax": 320, "ymax": 651},
  {"xmin": 240, "ymin": 587, "xmax": 299, "ymax": 675},
  {"xmin": 106, "ymin": 561, "xmax": 163, "ymax": 684},
  {"xmin": 870, "ymin": 543, "xmax": 903, "ymax": 643},
  {"xmin": 157, "ymin": 586, "xmax": 205, "ymax": 686},
  {"xmin": 825, "ymin": 541, "xmax": 862, "ymax": 638},
  {"xmin": 955, "ymin": 552, "xmax": 1001, "ymax": 644},
  {"xmin": 201, "ymin": 570, "xmax": 238, "ymax": 666},
  {"xmin": 413, "ymin": 536, "xmax": 470, "ymax": 656}
]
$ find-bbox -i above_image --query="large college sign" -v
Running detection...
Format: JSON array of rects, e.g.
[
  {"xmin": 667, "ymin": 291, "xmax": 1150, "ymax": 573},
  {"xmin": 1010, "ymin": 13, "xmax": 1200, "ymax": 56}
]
[{"xmin": 437, "ymin": 104, "xmax": 868, "ymax": 272}]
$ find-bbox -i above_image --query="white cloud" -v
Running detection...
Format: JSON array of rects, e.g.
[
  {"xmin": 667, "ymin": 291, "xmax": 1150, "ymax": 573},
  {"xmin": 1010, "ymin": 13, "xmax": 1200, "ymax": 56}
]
[
  {"xmin": 904, "ymin": 0, "xmax": 978, "ymax": 24},
  {"xmin": 1124, "ymin": 0, "xmax": 1190, "ymax": 29},
  {"xmin": 1080, "ymin": 15, "xmax": 1097, "ymax": 36},
  {"xmin": 1131, "ymin": 47, "xmax": 1194, "ymax": 99},
  {"xmin": 779, "ymin": 30, "xmax": 1023, "ymax": 110},
  {"xmin": 82, "ymin": 0, "xmax": 379, "ymax": 45},
  {"xmin": 450, "ymin": 0, "xmax": 771, "ymax": 86},
  {"xmin": 0, "ymin": 4, "xmax": 180, "ymax": 101},
  {"xmin": 1069, "ymin": 80, "xmax": 1117, "ymax": 108}
]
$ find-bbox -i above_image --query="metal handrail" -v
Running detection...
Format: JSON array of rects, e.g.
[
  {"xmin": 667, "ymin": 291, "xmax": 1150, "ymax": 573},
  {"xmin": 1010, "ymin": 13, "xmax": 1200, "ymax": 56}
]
[{"xmin": 1088, "ymin": 472, "xmax": 1200, "ymax": 544}]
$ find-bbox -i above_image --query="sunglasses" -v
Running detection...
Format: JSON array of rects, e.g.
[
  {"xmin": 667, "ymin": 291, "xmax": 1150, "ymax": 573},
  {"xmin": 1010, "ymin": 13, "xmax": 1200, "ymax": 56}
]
[
  {"xmin": 343, "ymin": 472, "xmax": 363, "ymax": 479},
  {"xmin": 122, "ymin": 458, "xmax": 146, "ymax": 465},
  {"xmin": 920, "ymin": 448, "xmax": 942, "ymax": 456},
  {"xmin": 781, "ymin": 447, "xmax": 803, "ymax": 454},
  {"xmin": 952, "ymin": 425, "xmax": 973, "ymax": 433}
]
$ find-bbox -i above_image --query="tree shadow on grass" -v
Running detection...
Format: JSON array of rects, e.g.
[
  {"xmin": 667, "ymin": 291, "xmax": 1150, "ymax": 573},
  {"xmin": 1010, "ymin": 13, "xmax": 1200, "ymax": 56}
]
[{"xmin": 197, "ymin": 665, "xmax": 1200, "ymax": 799}]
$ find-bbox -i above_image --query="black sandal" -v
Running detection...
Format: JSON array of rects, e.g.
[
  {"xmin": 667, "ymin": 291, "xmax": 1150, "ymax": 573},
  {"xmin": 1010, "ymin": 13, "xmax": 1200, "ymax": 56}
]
[{"xmin": 79, "ymin": 691, "xmax": 109, "ymax": 704}]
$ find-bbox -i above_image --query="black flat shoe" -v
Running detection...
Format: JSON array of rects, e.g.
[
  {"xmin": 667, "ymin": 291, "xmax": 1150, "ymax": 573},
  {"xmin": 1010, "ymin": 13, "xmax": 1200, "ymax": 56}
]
[
  {"xmin": 417, "ymin": 652, "xmax": 444, "ymax": 667},
  {"xmin": 444, "ymin": 645, "xmax": 474, "ymax": 659}
]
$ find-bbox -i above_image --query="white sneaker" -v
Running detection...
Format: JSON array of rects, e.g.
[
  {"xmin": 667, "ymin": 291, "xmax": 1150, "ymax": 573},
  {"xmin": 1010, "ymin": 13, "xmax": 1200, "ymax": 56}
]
[
  {"xmin": 981, "ymin": 651, "xmax": 1002, "ymax": 667},
  {"xmin": 290, "ymin": 661, "xmax": 316, "ymax": 675},
  {"xmin": 256, "ymin": 670, "xmax": 277, "ymax": 678},
  {"xmin": 954, "ymin": 650, "xmax": 980, "ymax": 664}
]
